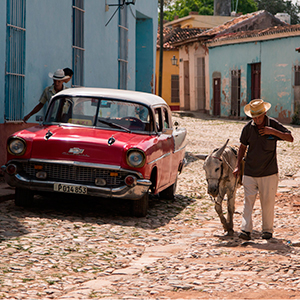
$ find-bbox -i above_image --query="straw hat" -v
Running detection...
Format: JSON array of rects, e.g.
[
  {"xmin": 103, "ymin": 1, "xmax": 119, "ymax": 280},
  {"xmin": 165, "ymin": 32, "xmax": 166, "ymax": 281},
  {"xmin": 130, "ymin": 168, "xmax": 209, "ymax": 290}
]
[
  {"xmin": 244, "ymin": 99, "xmax": 271, "ymax": 118},
  {"xmin": 48, "ymin": 69, "xmax": 70, "ymax": 81}
]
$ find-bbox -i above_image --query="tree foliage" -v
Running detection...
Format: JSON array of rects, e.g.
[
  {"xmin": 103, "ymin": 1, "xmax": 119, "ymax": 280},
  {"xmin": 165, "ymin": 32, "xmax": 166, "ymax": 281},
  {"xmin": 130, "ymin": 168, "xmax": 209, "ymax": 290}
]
[
  {"xmin": 254, "ymin": 0, "xmax": 300, "ymax": 24},
  {"xmin": 162, "ymin": 0, "xmax": 258, "ymax": 22},
  {"xmin": 160, "ymin": 0, "xmax": 300, "ymax": 24}
]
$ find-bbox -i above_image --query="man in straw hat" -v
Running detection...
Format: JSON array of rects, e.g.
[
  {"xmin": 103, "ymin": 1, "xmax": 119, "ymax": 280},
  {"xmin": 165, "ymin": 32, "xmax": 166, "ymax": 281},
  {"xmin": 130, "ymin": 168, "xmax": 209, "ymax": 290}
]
[
  {"xmin": 23, "ymin": 69, "xmax": 70, "ymax": 122},
  {"xmin": 233, "ymin": 99, "xmax": 293, "ymax": 240}
]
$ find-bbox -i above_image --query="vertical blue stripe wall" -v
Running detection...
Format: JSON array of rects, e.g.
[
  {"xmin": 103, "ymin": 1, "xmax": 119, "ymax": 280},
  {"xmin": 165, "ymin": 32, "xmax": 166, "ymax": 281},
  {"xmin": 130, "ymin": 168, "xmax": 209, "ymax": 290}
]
[
  {"xmin": 0, "ymin": 1, "xmax": 7, "ymax": 123},
  {"xmin": 136, "ymin": 17, "xmax": 154, "ymax": 93},
  {"xmin": 0, "ymin": 0, "xmax": 158, "ymax": 123}
]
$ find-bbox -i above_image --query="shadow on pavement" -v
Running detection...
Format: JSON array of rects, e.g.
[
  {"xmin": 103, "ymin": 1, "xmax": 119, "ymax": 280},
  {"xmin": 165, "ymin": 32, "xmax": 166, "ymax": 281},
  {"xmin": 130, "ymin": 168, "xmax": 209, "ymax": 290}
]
[{"xmin": 0, "ymin": 192, "xmax": 196, "ymax": 233}]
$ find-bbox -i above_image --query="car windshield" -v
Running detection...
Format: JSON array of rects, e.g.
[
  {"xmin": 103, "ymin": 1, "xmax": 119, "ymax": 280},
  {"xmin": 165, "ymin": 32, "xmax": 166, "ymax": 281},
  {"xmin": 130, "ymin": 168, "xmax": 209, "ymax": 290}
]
[{"xmin": 45, "ymin": 96, "xmax": 152, "ymax": 132}]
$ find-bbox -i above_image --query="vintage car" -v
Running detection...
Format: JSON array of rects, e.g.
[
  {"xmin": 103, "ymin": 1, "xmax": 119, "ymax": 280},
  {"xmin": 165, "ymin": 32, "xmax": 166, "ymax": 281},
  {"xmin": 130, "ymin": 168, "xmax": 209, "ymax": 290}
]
[{"xmin": 1, "ymin": 88, "xmax": 187, "ymax": 216}]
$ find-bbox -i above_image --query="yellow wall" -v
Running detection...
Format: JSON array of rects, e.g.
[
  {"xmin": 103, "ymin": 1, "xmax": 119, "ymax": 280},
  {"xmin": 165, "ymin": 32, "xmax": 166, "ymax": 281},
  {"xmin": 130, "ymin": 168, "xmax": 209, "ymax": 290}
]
[{"xmin": 155, "ymin": 49, "xmax": 180, "ymax": 110}]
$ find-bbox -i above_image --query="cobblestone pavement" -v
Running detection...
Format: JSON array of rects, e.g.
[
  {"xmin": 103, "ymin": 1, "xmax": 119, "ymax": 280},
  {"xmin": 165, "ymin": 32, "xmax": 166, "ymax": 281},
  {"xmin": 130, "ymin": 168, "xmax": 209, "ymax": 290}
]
[{"xmin": 1, "ymin": 112, "xmax": 300, "ymax": 299}]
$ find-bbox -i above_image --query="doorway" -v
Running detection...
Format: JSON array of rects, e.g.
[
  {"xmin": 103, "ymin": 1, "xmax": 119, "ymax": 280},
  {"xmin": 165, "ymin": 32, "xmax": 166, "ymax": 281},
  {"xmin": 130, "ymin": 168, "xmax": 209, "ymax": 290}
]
[
  {"xmin": 184, "ymin": 61, "xmax": 190, "ymax": 110},
  {"xmin": 213, "ymin": 78, "xmax": 221, "ymax": 116},
  {"xmin": 251, "ymin": 63, "xmax": 261, "ymax": 99}
]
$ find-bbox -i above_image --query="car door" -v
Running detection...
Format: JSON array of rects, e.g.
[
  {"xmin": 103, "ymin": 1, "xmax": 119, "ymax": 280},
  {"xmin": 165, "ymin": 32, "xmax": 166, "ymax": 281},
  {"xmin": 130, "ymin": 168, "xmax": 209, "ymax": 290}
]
[{"xmin": 154, "ymin": 107, "xmax": 173, "ymax": 189}]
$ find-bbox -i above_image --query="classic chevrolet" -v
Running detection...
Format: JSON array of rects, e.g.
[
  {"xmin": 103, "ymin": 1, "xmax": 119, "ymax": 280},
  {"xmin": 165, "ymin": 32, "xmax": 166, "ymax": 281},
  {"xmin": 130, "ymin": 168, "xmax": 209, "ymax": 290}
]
[{"xmin": 1, "ymin": 88, "xmax": 187, "ymax": 216}]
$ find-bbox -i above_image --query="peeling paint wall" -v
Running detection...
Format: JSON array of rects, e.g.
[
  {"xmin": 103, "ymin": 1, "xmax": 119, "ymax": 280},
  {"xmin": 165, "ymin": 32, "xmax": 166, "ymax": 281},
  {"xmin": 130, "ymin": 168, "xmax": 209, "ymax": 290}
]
[
  {"xmin": 178, "ymin": 42, "xmax": 207, "ymax": 111},
  {"xmin": 208, "ymin": 35, "xmax": 300, "ymax": 123}
]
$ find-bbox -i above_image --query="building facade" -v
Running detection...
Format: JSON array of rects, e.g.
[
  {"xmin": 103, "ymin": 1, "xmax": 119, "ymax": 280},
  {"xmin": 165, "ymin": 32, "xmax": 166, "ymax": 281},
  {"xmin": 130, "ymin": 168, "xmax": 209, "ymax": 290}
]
[{"xmin": 0, "ymin": 0, "xmax": 158, "ymax": 167}]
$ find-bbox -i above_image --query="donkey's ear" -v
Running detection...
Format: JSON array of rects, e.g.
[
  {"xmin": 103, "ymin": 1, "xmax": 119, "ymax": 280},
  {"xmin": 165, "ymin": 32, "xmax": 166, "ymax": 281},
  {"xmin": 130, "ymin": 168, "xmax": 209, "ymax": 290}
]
[{"xmin": 214, "ymin": 139, "xmax": 229, "ymax": 158}]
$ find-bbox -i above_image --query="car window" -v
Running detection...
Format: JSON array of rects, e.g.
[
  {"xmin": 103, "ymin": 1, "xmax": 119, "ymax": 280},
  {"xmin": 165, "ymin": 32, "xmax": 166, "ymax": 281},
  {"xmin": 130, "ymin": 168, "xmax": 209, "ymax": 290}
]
[
  {"xmin": 162, "ymin": 107, "xmax": 170, "ymax": 129},
  {"xmin": 155, "ymin": 108, "xmax": 163, "ymax": 132}
]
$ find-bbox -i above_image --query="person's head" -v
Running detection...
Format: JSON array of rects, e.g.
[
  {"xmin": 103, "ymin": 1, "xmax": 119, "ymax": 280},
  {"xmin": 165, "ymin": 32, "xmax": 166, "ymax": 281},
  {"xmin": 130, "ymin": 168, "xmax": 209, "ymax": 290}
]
[
  {"xmin": 244, "ymin": 99, "xmax": 271, "ymax": 125},
  {"xmin": 49, "ymin": 69, "xmax": 69, "ymax": 92},
  {"xmin": 63, "ymin": 67, "xmax": 73, "ymax": 83}
]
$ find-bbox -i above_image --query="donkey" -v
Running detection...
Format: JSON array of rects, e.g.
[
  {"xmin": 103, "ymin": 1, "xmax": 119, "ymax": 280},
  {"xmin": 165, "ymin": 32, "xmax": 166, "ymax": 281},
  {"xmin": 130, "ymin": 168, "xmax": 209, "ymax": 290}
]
[{"xmin": 203, "ymin": 139, "xmax": 242, "ymax": 236}]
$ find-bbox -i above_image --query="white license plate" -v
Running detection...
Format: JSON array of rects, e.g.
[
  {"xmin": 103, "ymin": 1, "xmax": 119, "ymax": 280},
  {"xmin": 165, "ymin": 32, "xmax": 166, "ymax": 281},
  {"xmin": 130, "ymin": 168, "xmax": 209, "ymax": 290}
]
[{"xmin": 54, "ymin": 183, "xmax": 87, "ymax": 194}]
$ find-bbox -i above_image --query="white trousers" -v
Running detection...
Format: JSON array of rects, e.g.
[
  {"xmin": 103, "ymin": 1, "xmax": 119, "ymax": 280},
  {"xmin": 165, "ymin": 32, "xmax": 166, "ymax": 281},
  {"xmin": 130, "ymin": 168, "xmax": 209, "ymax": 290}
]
[{"xmin": 241, "ymin": 174, "xmax": 278, "ymax": 233}]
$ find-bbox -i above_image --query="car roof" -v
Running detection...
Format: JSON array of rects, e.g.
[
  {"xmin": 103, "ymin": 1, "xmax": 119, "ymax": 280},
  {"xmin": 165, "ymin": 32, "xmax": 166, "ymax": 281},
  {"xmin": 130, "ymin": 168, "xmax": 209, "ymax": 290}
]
[{"xmin": 55, "ymin": 87, "xmax": 168, "ymax": 107}]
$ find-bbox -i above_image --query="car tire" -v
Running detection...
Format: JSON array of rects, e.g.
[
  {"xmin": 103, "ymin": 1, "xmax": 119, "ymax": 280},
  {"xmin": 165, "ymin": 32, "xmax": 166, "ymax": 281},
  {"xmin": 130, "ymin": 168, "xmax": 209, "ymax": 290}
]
[
  {"xmin": 160, "ymin": 176, "xmax": 177, "ymax": 200},
  {"xmin": 132, "ymin": 193, "xmax": 149, "ymax": 217},
  {"xmin": 15, "ymin": 188, "xmax": 34, "ymax": 207}
]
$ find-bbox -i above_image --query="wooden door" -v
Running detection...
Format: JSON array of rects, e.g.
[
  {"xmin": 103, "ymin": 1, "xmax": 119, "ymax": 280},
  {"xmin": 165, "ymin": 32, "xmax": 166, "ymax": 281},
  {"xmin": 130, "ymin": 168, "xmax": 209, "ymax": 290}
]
[
  {"xmin": 213, "ymin": 78, "xmax": 221, "ymax": 116},
  {"xmin": 184, "ymin": 61, "xmax": 190, "ymax": 110},
  {"xmin": 251, "ymin": 63, "xmax": 261, "ymax": 100}
]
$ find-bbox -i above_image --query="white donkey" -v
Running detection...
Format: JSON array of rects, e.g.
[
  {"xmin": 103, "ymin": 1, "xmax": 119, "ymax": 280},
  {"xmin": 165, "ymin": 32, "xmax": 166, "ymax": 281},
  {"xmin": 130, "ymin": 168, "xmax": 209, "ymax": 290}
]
[{"xmin": 203, "ymin": 139, "xmax": 242, "ymax": 236}]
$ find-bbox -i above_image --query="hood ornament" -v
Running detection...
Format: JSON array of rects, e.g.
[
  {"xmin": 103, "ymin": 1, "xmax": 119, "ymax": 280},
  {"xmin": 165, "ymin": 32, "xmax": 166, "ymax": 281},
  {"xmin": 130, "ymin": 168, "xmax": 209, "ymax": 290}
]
[
  {"xmin": 108, "ymin": 136, "xmax": 115, "ymax": 146},
  {"xmin": 45, "ymin": 130, "xmax": 53, "ymax": 140}
]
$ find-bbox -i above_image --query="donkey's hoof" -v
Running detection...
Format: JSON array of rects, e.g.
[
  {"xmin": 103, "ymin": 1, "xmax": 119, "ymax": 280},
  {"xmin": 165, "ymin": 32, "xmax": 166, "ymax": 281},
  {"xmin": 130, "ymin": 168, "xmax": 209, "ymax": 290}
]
[{"xmin": 226, "ymin": 229, "xmax": 234, "ymax": 236}]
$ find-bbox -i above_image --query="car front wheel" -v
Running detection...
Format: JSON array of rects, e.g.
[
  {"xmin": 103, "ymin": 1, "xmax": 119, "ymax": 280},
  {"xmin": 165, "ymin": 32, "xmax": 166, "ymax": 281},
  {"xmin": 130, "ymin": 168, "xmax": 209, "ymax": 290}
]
[
  {"xmin": 160, "ymin": 176, "xmax": 177, "ymax": 200},
  {"xmin": 132, "ymin": 193, "xmax": 149, "ymax": 217},
  {"xmin": 15, "ymin": 188, "xmax": 34, "ymax": 207}
]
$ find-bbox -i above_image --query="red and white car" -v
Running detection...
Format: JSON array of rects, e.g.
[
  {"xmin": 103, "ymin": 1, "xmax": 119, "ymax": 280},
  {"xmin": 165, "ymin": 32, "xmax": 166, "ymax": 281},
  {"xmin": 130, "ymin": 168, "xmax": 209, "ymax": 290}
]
[{"xmin": 1, "ymin": 88, "xmax": 187, "ymax": 216}]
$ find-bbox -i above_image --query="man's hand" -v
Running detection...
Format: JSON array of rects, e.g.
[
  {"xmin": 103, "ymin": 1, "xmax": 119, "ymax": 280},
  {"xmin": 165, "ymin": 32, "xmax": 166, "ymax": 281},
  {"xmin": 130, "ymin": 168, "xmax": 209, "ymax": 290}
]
[
  {"xmin": 233, "ymin": 166, "xmax": 240, "ymax": 178},
  {"xmin": 23, "ymin": 114, "xmax": 30, "ymax": 123},
  {"xmin": 258, "ymin": 126, "xmax": 274, "ymax": 136}
]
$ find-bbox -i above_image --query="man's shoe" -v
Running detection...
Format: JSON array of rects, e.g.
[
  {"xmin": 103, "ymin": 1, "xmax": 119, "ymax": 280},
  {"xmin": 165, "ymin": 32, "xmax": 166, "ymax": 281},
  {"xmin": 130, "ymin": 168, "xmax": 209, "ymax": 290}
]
[
  {"xmin": 239, "ymin": 230, "xmax": 251, "ymax": 240},
  {"xmin": 262, "ymin": 232, "xmax": 272, "ymax": 240}
]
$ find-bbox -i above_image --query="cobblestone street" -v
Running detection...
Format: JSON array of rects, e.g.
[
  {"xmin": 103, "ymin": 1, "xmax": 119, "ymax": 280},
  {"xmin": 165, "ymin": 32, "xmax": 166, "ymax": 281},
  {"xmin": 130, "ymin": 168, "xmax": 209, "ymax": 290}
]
[{"xmin": 1, "ymin": 112, "xmax": 300, "ymax": 299}]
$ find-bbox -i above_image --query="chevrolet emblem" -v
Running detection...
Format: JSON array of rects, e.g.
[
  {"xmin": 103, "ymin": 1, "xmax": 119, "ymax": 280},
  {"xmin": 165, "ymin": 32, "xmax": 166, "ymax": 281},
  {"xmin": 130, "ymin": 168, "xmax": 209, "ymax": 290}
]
[{"xmin": 68, "ymin": 147, "xmax": 84, "ymax": 155}]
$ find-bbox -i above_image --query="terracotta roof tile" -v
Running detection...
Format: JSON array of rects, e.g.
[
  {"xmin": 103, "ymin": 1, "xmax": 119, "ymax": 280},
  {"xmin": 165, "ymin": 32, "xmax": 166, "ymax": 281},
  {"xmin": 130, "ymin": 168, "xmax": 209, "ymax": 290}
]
[
  {"xmin": 157, "ymin": 27, "xmax": 206, "ymax": 49},
  {"xmin": 207, "ymin": 24, "xmax": 300, "ymax": 43}
]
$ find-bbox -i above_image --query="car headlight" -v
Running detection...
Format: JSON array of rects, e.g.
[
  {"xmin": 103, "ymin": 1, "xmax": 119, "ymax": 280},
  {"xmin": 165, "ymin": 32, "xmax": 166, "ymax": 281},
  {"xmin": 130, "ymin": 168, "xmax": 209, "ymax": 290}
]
[
  {"xmin": 126, "ymin": 149, "xmax": 146, "ymax": 168},
  {"xmin": 7, "ymin": 137, "xmax": 27, "ymax": 156}
]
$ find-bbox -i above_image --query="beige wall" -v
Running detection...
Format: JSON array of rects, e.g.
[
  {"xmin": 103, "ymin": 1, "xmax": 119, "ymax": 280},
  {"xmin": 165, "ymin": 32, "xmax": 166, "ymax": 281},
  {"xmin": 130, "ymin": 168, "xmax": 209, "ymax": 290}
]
[{"xmin": 178, "ymin": 42, "xmax": 209, "ymax": 112}]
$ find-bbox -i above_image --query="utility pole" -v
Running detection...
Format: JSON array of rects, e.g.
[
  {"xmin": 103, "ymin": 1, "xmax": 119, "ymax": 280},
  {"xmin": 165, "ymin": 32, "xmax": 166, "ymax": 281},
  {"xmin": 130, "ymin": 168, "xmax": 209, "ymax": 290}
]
[{"xmin": 158, "ymin": 0, "xmax": 163, "ymax": 97}]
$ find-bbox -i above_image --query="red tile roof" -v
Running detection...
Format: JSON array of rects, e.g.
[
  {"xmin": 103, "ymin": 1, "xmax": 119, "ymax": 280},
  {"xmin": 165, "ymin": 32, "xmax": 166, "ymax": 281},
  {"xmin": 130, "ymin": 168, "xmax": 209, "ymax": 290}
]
[
  {"xmin": 207, "ymin": 24, "xmax": 300, "ymax": 43},
  {"xmin": 201, "ymin": 10, "xmax": 287, "ymax": 37},
  {"xmin": 157, "ymin": 27, "xmax": 206, "ymax": 49}
]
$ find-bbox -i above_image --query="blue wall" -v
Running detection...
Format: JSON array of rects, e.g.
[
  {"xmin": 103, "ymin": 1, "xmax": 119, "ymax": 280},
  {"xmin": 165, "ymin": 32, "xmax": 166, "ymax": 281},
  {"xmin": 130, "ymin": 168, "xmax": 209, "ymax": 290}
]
[
  {"xmin": 136, "ymin": 16, "xmax": 154, "ymax": 93},
  {"xmin": 209, "ymin": 34, "xmax": 300, "ymax": 122},
  {"xmin": 0, "ymin": 0, "xmax": 158, "ymax": 123},
  {"xmin": 0, "ymin": 1, "xmax": 7, "ymax": 121}
]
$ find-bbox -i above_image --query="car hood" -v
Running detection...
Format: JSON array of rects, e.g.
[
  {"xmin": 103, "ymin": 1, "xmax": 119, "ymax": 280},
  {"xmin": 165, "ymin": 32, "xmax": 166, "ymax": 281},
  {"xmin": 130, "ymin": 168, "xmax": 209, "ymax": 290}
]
[{"xmin": 21, "ymin": 125, "xmax": 151, "ymax": 165}]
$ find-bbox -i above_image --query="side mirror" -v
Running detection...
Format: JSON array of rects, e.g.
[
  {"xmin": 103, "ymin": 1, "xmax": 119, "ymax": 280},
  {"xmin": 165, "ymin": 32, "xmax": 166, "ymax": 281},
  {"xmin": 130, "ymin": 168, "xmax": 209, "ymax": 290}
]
[{"xmin": 36, "ymin": 115, "xmax": 44, "ymax": 126}]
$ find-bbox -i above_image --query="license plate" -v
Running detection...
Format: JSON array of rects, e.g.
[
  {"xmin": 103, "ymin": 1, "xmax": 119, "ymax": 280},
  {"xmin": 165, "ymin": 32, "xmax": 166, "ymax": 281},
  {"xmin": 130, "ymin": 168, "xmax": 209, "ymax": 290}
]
[{"xmin": 54, "ymin": 183, "xmax": 87, "ymax": 194}]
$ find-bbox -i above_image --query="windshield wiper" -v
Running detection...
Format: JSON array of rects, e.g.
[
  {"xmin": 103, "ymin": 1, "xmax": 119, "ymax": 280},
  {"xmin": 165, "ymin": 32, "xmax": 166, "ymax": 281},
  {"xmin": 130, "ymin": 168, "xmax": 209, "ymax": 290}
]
[{"xmin": 97, "ymin": 119, "xmax": 131, "ymax": 133}]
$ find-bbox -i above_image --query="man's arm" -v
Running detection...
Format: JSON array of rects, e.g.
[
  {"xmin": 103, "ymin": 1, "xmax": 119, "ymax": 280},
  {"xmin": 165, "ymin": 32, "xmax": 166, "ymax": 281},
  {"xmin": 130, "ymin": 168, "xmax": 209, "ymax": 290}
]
[
  {"xmin": 233, "ymin": 143, "xmax": 247, "ymax": 178},
  {"xmin": 23, "ymin": 102, "xmax": 44, "ymax": 123},
  {"xmin": 260, "ymin": 127, "xmax": 294, "ymax": 142}
]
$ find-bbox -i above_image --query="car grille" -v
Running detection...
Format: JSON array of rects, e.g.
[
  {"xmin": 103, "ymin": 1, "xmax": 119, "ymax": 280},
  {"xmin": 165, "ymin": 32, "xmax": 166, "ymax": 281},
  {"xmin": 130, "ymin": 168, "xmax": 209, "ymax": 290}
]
[{"xmin": 22, "ymin": 162, "xmax": 132, "ymax": 187}]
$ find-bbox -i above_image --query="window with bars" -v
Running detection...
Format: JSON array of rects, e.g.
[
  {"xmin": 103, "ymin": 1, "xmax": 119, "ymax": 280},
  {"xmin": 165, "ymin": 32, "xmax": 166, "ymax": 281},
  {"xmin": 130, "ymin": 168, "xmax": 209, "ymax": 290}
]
[
  {"xmin": 5, "ymin": 0, "xmax": 26, "ymax": 121},
  {"xmin": 72, "ymin": 0, "xmax": 84, "ymax": 87},
  {"xmin": 231, "ymin": 69, "xmax": 241, "ymax": 117},
  {"xmin": 171, "ymin": 75, "xmax": 179, "ymax": 103},
  {"xmin": 119, "ymin": 6, "xmax": 128, "ymax": 90}
]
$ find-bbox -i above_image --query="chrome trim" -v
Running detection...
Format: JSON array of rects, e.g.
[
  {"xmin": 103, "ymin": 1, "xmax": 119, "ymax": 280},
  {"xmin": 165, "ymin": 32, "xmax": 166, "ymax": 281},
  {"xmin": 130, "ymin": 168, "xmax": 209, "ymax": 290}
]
[
  {"xmin": 3, "ymin": 173, "xmax": 151, "ymax": 200},
  {"xmin": 174, "ymin": 144, "xmax": 187, "ymax": 154},
  {"xmin": 7, "ymin": 159, "xmax": 143, "ymax": 178},
  {"xmin": 148, "ymin": 152, "xmax": 171, "ymax": 165}
]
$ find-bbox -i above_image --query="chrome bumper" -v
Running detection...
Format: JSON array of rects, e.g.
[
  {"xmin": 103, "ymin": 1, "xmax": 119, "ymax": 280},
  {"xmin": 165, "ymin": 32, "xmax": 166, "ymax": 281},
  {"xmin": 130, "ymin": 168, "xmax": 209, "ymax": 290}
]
[{"xmin": 1, "ymin": 165, "xmax": 151, "ymax": 200}]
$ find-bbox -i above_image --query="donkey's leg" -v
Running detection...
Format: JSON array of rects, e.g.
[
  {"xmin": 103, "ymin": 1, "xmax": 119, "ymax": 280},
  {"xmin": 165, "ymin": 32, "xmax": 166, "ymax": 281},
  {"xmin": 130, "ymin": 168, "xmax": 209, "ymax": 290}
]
[
  {"xmin": 215, "ymin": 192, "xmax": 228, "ymax": 233},
  {"xmin": 226, "ymin": 189, "xmax": 236, "ymax": 236}
]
